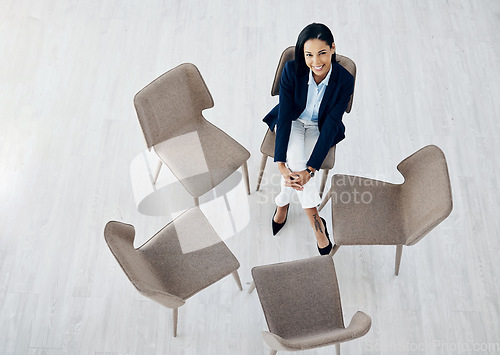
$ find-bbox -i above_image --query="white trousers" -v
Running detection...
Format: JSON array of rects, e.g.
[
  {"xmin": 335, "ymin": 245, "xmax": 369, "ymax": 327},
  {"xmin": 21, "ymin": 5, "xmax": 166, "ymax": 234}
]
[{"xmin": 275, "ymin": 119, "xmax": 322, "ymax": 209}]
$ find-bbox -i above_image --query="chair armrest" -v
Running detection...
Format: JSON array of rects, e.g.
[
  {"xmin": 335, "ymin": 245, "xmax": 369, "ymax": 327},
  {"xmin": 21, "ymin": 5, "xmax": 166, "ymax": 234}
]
[
  {"xmin": 261, "ymin": 331, "xmax": 291, "ymax": 352},
  {"xmin": 343, "ymin": 311, "xmax": 372, "ymax": 340},
  {"xmin": 261, "ymin": 311, "xmax": 371, "ymax": 351},
  {"xmin": 139, "ymin": 282, "xmax": 186, "ymax": 309}
]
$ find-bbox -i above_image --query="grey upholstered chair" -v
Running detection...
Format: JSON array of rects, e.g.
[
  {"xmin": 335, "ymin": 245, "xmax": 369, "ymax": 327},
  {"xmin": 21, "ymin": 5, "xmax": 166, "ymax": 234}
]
[
  {"xmin": 318, "ymin": 145, "xmax": 453, "ymax": 275},
  {"xmin": 256, "ymin": 46, "xmax": 356, "ymax": 197},
  {"xmin": 134, "ymin": 63, "xmax": 251, "ymax": 206},
  {"xmin": 252, "ymin": 256, "xmax": 371, "ymax": 355},
  {"xmin": 104, "ymin": 207, "xmax": 243, "ymax": 336}
]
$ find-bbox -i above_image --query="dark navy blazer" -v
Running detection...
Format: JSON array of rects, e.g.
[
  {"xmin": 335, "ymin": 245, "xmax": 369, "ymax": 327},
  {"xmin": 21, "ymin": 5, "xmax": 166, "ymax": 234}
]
[{"xmin": 262, "ymin": 59, "xmax": 354, "ymax": 170}]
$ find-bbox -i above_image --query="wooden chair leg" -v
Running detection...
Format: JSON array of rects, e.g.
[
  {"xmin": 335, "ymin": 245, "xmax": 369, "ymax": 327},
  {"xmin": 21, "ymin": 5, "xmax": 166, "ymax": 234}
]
[
  {"xmin": 256, "ymin": 154, "xmax": 268, "ymax": 191},
  {"xmin": 172, "ymin": 308, "xmax": 178, "ymax": 337},
  {"xmin": 395, "ymin": 245, "xmax": 403, "ymax": 276},
  {"xmin": 153, "ymin": 160, "xmax": 163, "ymax": 184},
  {"xmin": 336, "ymin": 343, "xmax": 340, "ymax": 355},
  {"xmin": 242, "ymin": 161, "xmax": 250, "ymax": 195},
  {"xmin": 330, "ymin": 244, "xmax": 340, "ymax": 256},
  {"xmin": 232, "ymin": 270, "xmax": 243, "ymax": 291},
  {"xmin": 320, "ymin": 169, "xmax": 330, "ymax": 198},
  {"xmin": 248, "ymin": 280, "xmax": 256, "ymax": 294},
  {"xmin": 318, "ymin": 186, "xmax": 333, "ymax": 212}
]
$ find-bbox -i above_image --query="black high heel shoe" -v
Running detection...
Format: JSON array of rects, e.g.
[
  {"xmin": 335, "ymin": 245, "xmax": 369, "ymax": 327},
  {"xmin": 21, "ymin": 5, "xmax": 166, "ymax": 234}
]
[
  {"xmin": 317, "ymin": 217, "xmax": 333, "ymax": 255},
  {"xmin": 272, "ymin": 204, "xmax": 289, "ymax": 236}
]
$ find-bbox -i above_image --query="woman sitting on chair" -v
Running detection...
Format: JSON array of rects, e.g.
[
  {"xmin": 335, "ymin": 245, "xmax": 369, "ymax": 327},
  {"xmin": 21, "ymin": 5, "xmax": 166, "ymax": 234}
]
[{"xmin": 263, "ymin": 23, "xmax": 354, "ymax": 255}]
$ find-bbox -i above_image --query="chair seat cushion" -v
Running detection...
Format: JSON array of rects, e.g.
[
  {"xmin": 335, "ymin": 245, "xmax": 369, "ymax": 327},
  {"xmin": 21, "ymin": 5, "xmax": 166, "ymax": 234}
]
[
  {"xmin": 154, "ymin": 120, "xmax": 250, "ymax": 197},
  {"xmin": 252, "ymin": 257, "xmax": 345, "ymax": 340},
  {"xmin": 139, "ymin": 207, "xmax": 240, "ymax": 300},
  {"xmin": 332, "ymin": 175, "xmax": 406, "ymax": 245}
]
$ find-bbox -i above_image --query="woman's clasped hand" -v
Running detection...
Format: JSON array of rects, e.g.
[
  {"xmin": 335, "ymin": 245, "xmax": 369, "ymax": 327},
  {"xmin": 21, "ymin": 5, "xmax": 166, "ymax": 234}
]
[{"xmin": 278, "ymin": 163, "xmax": 312, "ymax": 191}]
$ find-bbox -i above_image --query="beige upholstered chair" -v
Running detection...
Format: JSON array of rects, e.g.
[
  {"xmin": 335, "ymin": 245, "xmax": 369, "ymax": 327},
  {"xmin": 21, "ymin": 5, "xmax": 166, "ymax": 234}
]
[
  {"xmin": 134, "ymin": 63, "xmax": 251, "ymax": 206},
  {"xmin": 252, "ymin": 256, "xmax": 371, "ymax": 355},
  {"xmin": 256, "ymin": 46, "xmax": 356, "ymax": 197},
  {"xmin": 319, "ymin": 145, "xmax": 453, "ymax": 275},
  {"xmin": 104, "ymin": 207, "xmax": 243, "ymax": 336}
]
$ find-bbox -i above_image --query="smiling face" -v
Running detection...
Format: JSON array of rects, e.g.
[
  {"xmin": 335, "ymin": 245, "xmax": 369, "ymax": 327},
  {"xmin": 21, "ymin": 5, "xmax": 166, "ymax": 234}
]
[{"xmin": 303, "ymin": 38, "xmax": 335, "ymax": 83}]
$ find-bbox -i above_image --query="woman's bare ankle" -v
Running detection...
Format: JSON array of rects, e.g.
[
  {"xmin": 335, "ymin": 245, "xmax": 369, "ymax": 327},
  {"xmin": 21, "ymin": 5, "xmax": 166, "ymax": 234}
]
[
  {"xmin": 274, "ymin": 204, "xmax": 289, "ymax": 223},
  {"xmin": 315, "ymin": 229, "xmax": 329, "ymax": 248}
]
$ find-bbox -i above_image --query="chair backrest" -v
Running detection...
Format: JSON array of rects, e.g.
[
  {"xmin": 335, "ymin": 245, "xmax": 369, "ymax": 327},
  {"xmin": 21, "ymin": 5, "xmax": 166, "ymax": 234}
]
[
  {"xmin": 397, "ymin": 145, "xmax": 453, "ymax": 246},
  {"xmin": 270, "ymin": 46, "xmax": 356, "ymax": 113},
  {"xmin": 271, "ymin": 46, "xmax": 295, "ymax": 96},
  {"xmin": 337, "ymin": 54, "xmax": 356, "ymax": 113},
  {"xmin": 252, "ymin": 256, "xmax": 345, "ymax": 339},
  {"xmin": 134, "ymin": 63, "xmax": 214, "ymax": 149},
  {"xmin": 104, "ymin": 221, "xmax": 183, "ymax": 308}
]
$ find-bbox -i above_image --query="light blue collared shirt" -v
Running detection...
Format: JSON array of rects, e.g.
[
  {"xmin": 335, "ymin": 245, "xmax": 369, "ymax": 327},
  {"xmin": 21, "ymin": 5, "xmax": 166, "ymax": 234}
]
[{"xmin": 298, "ymin": 65, "xmax": 332, "ymax": 122}]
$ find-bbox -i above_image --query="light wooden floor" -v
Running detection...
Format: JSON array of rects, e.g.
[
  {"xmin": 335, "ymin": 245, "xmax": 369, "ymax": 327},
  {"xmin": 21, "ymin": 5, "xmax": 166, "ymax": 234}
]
[{"xmin": 1, "ymin": 0, "xmax": 499, "ymax": 354}]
